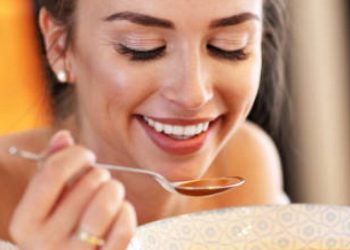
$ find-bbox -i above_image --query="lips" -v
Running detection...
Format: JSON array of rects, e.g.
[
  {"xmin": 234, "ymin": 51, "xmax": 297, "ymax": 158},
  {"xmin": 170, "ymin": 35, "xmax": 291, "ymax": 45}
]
[
  {"xmin": 143, "ymin": 116, "xmax": 210, "ymax": 139},
  {"xmin": 136, "ymin": 115, "xmax": 220, "ymax": 155}
]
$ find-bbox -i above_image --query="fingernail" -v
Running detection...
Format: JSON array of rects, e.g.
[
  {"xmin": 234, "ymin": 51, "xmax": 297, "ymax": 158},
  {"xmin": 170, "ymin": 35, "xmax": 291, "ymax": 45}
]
[
  {"xmin": 49, "ymin": 130, "xmax": 74, "ymax": 150},
  {"xmin": 86, "ymin": 150, "xmax": 97, "ymax": 163}
]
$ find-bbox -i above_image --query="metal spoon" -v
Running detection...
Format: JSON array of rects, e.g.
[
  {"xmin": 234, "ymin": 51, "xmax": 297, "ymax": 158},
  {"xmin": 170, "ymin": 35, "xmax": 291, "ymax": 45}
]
[{"xmin": 8, "ymin": 146, "xmax": 245, "ymax": 197}]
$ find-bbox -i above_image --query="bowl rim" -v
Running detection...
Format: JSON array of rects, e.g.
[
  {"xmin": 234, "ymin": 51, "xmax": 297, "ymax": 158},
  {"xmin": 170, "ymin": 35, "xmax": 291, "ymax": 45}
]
[{"xmin": 137, "ymin": 203, "xmax": 350, "ymax": 229}]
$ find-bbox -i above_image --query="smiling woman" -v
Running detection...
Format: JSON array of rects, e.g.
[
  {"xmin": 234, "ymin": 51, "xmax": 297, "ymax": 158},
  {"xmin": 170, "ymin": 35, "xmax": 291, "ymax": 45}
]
[{"xmin": 0, "ymin": 0, "xmax": 288, "ymax": 249}]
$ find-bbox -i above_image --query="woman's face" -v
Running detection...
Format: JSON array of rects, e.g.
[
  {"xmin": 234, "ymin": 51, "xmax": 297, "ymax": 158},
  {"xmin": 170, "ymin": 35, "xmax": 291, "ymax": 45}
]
[{"xmin": 65, "ymin": 0, "xmax": 263, "ymax": 181}]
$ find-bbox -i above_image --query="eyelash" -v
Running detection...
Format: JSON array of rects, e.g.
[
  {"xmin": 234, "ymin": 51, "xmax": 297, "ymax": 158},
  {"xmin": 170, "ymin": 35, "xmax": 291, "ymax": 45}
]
[
  {"xmin": 115, "ymin": 44, "xmax": 248, "ymax": 62},
  {"xmin": 206, "ymin": 44, "xmax": 248, "ymax": 61},
  {"xmin": 116, "ymin": 44, "xmax": 166, "ymax": 61}
]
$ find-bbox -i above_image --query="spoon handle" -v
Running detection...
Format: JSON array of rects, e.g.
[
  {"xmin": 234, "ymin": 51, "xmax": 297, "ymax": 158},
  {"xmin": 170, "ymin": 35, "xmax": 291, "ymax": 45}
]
[
  {"xmin": 94, "ymin": 163, "xmax": 165, "ymax": 183},
  {"xmin": 94, "ymin": 163, "xmax": 175, "ymax": 192},
  {"xmin": 8, "ymin": 146, "xmax": 175, "ymax": 193},
  {"xmin": 8, "ymin": 146, "xmax": 44, "ymax": 161}
]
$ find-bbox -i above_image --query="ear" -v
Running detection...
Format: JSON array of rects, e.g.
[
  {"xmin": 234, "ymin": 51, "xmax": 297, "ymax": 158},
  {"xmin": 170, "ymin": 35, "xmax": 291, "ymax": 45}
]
[{"xmin": 39, "ymin": 8, "xmax": 74, "ymax": 83}]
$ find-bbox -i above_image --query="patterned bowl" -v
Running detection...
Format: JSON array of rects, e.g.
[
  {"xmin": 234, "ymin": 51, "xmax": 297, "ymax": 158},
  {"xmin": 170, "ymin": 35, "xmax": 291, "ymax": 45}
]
[{"xmin": 127, "ymin": 204, "xmax": 350, "ymax": 250}]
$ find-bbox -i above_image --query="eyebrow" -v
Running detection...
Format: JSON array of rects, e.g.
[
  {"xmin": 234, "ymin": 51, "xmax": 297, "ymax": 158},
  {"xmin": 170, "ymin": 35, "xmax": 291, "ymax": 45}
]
[
  {"xmin": 209, "ymin": 12, "xmax": 260, "ymax": 28},
  {"xmin": 103, "ymin": 11, "xmax": 260, "ymax": 29},
  {"xmin": 103, "ymin": 11, "xmax": 174, "ymax": 29}
]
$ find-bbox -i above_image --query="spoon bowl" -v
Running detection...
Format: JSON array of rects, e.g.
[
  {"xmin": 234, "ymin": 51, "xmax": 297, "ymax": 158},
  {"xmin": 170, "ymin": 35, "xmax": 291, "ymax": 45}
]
[{"xmin": 8, "ymin": 146, "xmax": 245, "ymax": 197}]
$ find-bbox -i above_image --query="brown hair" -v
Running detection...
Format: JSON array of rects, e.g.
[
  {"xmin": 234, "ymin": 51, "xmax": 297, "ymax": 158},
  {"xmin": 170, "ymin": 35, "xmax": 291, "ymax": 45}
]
[
  {"xmin": 251, "ymin": 0, "xmax": 289, "ymax": 135},
  {"xmin": 38, "ymin": 0, "xmax": 288, "ymax": 133}
]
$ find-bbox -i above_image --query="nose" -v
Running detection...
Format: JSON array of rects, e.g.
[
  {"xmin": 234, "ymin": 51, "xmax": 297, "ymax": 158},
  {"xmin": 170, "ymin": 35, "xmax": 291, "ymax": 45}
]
[{"xmin": 161, "ymin": 49, "xmax": 214, "ymax": 110}]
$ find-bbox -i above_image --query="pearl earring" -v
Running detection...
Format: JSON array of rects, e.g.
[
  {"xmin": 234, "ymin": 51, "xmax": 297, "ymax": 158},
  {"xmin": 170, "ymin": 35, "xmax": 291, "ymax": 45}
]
[{"xmin": 57, "ymin": 70, "xmax": 68, "ymax": 83}]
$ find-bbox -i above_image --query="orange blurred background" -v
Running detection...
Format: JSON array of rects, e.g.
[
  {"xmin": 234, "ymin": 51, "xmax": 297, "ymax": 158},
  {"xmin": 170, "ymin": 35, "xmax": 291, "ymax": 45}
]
[{"xmin": 0, "ymin": 0, "xmax": 50, "ymax": 135}]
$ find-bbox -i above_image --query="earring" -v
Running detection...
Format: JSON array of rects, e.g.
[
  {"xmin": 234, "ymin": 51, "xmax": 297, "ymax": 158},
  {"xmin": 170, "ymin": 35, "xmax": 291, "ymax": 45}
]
[{"xmin": 57, "ymin": 70, "xmax": 68, "ymax": 83}]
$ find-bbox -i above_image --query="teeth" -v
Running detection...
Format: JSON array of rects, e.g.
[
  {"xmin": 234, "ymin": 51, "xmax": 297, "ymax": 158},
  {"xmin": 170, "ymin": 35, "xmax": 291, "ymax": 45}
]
[
  {"xmin": 149, "ymin": 119, "xmax": 155, "ymax": 127},
  {"xmin": 195, "ymin": 124, "xmax": 203, "ymax": 134},
  {"xmin": 143, "ymin": 116, "xmax": 210, "ymax": 138},
  {"xmin": 203, "ymin": 122, "xmax": 209, "ymax": 131},
  {"xmin": 164, "ymin": 124, "xmax": 172, "ymax": 134},
  {"xmin": 173, "ymin": 126, "xmax": 183, "ymax": 135},
  {"xmin": 184, "ymin": 126, "xmax": 196, "ymax": 136},
  {"xmin": 154, "ymin": 122, "xmax": 163, "ymax": 132}
]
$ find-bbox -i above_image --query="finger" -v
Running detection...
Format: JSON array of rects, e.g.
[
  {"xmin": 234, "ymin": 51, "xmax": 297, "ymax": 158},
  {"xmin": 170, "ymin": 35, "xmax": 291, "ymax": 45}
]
[
  {"xmin": 47, "ymin": 130, "xmax": 75, "ymax": 154},
  {"xmin": 103, "ymin": 202, "xmax": 137, "ymax": 250},
  {"xmin": 11, "ymin": 145, "xmax": 96, "ymax": 237},
  {"xmin": 43, "ymin": 168, "xmax": 111, "ymax": 243},
  {"xmin": 37, "ymin": 130, "xmax": 74, "ymax": 166},
  {"xmin": 69, "ymin": 180, "xmax": 125, "ymax": 250}
]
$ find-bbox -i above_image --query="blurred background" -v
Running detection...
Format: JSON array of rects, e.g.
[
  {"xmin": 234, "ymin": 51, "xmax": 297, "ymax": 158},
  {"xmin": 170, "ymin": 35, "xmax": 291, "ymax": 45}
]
[
  {"xmin": 0, "ymin": 0, "xmax": 349, "ymax": 204},
  {"xmin": 0, "ymin": 0, "xmax": 49, "ymax": 133}
]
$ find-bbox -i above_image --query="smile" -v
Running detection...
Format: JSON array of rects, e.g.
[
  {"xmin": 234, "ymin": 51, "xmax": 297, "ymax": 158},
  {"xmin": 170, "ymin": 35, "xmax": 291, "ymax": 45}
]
[
  {"xmin": 137, "ymin": 115, "xmax": 221, "ymax": 155},
  {"xmin": 143, "ymin": 116, "xmax": 210, "ymax": 140}
]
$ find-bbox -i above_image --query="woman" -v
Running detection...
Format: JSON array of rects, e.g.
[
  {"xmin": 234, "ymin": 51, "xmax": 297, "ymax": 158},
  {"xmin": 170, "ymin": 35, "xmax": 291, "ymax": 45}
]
[{"xmin": 0, "ymin": 0, "xmax": 288, "ymax": 249}]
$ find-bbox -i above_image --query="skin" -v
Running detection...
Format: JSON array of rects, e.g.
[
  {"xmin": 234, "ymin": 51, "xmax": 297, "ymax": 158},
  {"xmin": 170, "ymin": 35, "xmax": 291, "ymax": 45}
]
[{"xmin": 0, "ymin": 0, "xmax": 288, "ymax": 249}]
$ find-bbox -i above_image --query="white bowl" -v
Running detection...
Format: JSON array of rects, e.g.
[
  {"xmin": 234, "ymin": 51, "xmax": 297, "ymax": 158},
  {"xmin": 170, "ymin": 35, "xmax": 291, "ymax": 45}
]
[{"xmin": 127, "ymin": 204, "xmax": 350, "ymax": 250}]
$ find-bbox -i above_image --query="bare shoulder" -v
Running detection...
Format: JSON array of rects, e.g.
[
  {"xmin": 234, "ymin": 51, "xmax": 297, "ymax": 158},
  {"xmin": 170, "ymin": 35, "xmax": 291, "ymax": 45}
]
[
  {"xmin": 223, "ymin": 121, "xmax": 282, "ymax": 172},
  {"xmin": 0, "ymin": 128, "xmax": 51, "ymax": 241},
  {"xmin": 199, "ymin": 121, "xmax": 289, "ymax": 210}
]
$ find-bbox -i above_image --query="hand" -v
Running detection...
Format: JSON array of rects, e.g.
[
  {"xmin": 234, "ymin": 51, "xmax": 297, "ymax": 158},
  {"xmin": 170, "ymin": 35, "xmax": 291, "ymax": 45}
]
[{"xmin": 9, "ymin": 130, "xmax": 137, "ymax": 250}]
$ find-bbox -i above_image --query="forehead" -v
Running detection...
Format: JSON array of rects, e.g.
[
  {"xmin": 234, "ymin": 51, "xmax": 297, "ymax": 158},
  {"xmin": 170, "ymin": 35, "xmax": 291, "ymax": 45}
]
[{"xmin": 76, "ymin": 0, "xmax": 263, "ymax": 23}]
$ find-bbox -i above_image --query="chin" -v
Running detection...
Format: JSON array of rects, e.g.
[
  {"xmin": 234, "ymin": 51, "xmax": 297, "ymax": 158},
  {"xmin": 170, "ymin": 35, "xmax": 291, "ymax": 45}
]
[{"xmin": 146, "ymin": 154, "xmax": 214, "ymax": 182}]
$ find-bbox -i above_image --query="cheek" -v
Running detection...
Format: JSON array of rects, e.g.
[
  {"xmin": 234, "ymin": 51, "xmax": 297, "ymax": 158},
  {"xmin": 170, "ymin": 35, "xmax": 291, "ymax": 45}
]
[
  {"xmin": 72, "ymin": 47, "xmax": 159, "ymax": 117},
  {"xmin": 101, "ymin": 64, "xmax": 164, "ymax": 115},
  {"xmin": 218, "ymin": 58, "xmax": 261, "ymax": 116}
]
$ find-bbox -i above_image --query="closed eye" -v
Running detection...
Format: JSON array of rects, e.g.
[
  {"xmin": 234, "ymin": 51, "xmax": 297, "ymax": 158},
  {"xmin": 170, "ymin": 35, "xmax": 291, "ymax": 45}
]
[
  {"xmin": 115, "ymin": 44, "xmax": 248, "ymax": 62},
  {"xmin": 116, "ymin": 44, "xmax": 166, "ymax": 61},
  {"xmin": 207, "ymin": 44, "xmax": 248, "ymax": 61}
]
